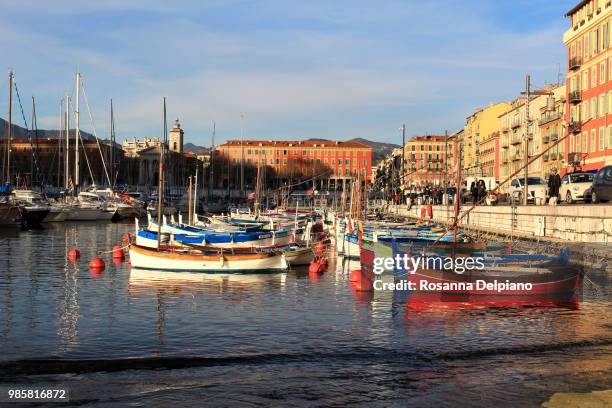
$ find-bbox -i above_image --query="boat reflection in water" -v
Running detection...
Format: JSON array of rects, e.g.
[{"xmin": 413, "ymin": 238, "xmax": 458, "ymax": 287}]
[{"xmin": 128, "ymin": 268, "xmax": 286, "ymax": 297}]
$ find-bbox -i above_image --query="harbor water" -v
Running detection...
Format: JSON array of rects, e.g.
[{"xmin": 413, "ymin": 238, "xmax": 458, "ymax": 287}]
[{"xmin": 0, "ymin": 222, "xmax": 610, "ymax": 407}]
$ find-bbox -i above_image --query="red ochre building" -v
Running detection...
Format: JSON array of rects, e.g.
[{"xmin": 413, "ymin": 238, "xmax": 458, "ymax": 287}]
[
  {"xmin": 565, "ymin": 0, "xmax": 612, "ymax": 173},
  {"xmin": 216, "ymin": 139, "xmax": 373, "ymax": 187}
]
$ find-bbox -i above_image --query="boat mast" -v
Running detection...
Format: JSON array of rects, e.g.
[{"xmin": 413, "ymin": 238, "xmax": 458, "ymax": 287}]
[
  {"xmin": 156, "ymin": 98, "xmax": 167, "ymax": 249},
  {"xmin": 193, "ymin": 166, "xmax": 198, "ymax": 221},
  {"xmin": 188, "ymin": 175, "xmax": 193, "ymax": 225},
  {"xmin": 453, "ymin": 137, "xmax": 462, "ymax": 242},
  {"xmin": 58, "ymin": 98, "xmax": 63, "ymax": 188},
  {"xmin": 110, "ymin": 98, "xmax": 115, "ymax": 187},
  {"xmin": 208, "ymin": 121, "xmax": 215, "ymax": 200},
  {"xmin": 65, "ymin": 96, "xmax": 70, "ymax": 193},
  {"xmin": 6, "ymin": 69, "xmax": 13, "ymax": 185},
  {"xmin": 74, "ymin": 72, "xmax": 80, "ymax": 190}
]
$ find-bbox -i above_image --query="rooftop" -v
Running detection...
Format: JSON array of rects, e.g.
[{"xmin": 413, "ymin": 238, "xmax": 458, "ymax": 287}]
[
  {"xmin": 217, "ymin": 139, "xmax": 371, "ymax": 149},
  {"xmin": 565, "ymin": 0, "xmax": 590, "ymax": 17}
]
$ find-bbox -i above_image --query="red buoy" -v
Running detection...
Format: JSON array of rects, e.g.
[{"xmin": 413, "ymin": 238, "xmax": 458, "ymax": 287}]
[
  {"xmin": 353, "ymin": 274, "xmax": 373, "ymax": 292},
  {"xmin": 308, "ymin": 258, "xmax": 326, "ymax": 274},
  {"xmin": 112, "ymin": 245, "xmax": 125, "ymax": 259},
  {"xmin": 67, "ymin": 248, "xmax": 80, "ymax": 261},
  {"xmin": 349, "ymin": 269, "xmax": 362, "ymax": 282},
  {"xmin": 122, "ymin": 233, "xmax": 131, "ymax": 245},
  {"xmin": 90, "ymin": 267, "xmax": 104, "ymax": 277},
  {"xmin": 89, "ymin": 257, "xmax": 105, "ymax": 271},
  {"xmin": 316, "ymin": 242, "xmax": 325, "ymax": 257}
]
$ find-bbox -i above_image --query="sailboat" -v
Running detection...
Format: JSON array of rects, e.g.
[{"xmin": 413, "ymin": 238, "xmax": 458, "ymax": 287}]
[{"xmin": 62, "ymin": 72, "xmax": 109, "ymax": 221}]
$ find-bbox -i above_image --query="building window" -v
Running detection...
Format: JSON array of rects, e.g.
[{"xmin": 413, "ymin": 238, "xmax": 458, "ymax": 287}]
[
  {"xmin": 599, "ymin": 127, "xmax": 605, "ymax": 150},
  {"xmin": 345, "ymin": 159, "xmax": 350, "ymax": 165},
  {"xmin": 592, "ymin": 66, "xmax": 597, "ymax": 87},
  {"xmin": 601, "ymin": 62, "xmax": 607, "ymax": 83},
  {"xmin": 590, "ymin": 129, "xmax": 596, "ymax": 152},
  {"xmin": 592, "ymin": 97, "xmax": 597, "ymax": 118},
  {"xmin": 607, "ymin": 126, "xmax": 612, "ymax": 149}
]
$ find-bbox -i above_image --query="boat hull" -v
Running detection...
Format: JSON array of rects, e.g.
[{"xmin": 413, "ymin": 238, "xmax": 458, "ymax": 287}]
[
  {"xmin": 128, "ymin": 244, "xmax": 288, "ymax": 273},
  {"xmin": 66, "ymin": 207, "xmax": 103, "ymax": 221}
]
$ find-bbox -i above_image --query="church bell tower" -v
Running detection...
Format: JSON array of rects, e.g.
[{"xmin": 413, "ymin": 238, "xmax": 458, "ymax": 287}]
[{"xmin": 168, "ymin": 118, "xmax": 184, "ymax": 153}]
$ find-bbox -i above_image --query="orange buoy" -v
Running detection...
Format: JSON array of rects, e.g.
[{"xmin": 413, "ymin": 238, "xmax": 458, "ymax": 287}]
[
  {"xmin": 89, "ymin": 257, "xmax": 105, "ymax": 270},
  {"xmin": 349, "ymin": 269, "xmax": 362, "ymax": 282},
  {"xmin": 90, "ymin": 267, "xmax": 104, "ymax": 277},
  {"xmin": 112, "ymin": 245, "xmax": 125, "ymax": 259},
  {"xmin": 308, "ymin": 258, "xmax": 326, "ymax": 274},
  {"xmin": 68, "ymin": 248, "xmax": 80, "ymax": 261},
  {"xmin": 353, "ymin": 275, "xmax": 373, "ymax": 292}
]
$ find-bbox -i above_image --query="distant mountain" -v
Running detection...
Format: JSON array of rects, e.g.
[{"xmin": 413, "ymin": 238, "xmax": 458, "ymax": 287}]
[
  {"xmin": 304, "ymin": 137, "xmax": 398, "ymax": 164},
  {"xmin": 347, "ymin": 138, "xmax": 399, "ymax": 164},
  {"xmin": 184, "ymin": 142, "xmax": 210, "ymax": 154},
  {"xmin": 0, "ymin": 117, "xmax": 97, "ymax": 141}
]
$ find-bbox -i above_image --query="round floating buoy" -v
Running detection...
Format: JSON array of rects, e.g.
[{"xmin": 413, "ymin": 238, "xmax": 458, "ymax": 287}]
[
  {"xmin": 89, "ymin": 257, "xmax": 106, "ymax": 271},
  {"xmin": 112, "ymin": 245, "xmax": 125, "ymax": 259},
  {"xmin": 349, "ymin": 269, "xmax": 362, "ymax": 282},
  {"xmin": 90, "ymin": 267, "xmax": 104, "ymax": 277},
  {"xmin": 354, "ymin": 275, "xmax": 373, "ymax": 292},
  {"xmin": 308, "ymin": 258, "xmax": 326, "ymax": 274},
  {"xmin": 68, "ymin": 248, "xmax": 80, "ymax": 261},
  {"xmin": 112, "ymin": 257, "xmax": 123, "ymax": 266}
]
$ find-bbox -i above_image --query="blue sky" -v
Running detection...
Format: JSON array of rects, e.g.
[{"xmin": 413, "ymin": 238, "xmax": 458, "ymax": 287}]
[{"xmin": 0, "ymin": 0, "xmax": 576, "ymax": 145}]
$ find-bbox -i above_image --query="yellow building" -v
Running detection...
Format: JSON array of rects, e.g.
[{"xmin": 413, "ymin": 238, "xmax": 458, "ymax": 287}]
[
  {"xmin": 499, "ymin": 84, "xmax": 565, "ymax": 180},
  {"xmin": 463, "ymin": 102, "xmax": 512, "ymax": 177}
]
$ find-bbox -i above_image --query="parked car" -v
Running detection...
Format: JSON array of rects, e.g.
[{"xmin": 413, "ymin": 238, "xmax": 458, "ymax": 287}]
[
  {"xmin": 508, "ymin": 177, "xmax": 548, "ymax": 204},
  {"xmin": 559, "ymin": 172, "xmax": 594, "ymax": 204},
  {"xmin": 590, "ymin": 165, "xmax": 612, "ymax": 203}
]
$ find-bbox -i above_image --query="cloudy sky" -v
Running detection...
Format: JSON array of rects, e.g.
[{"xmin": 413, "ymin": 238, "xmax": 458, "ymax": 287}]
[{"xmin": 0, "ymin": 0, "xmax": 575, "ymax": 145}]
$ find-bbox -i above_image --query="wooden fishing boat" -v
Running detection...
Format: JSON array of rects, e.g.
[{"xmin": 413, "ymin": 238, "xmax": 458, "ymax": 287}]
[
  {"xmin": 129, "ymin": 244, "xmax": 288, "ymax": 273},
  {"xmin": 136, "ymin": 228, "xmax": 313, "ymax": 266},
  {"xmin": 359, "ymin": 235, "xmax": 583, "ymax": 303}
]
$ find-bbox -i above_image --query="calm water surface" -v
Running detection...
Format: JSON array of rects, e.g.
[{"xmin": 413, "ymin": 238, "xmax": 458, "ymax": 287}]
[{"xmin": 0, "ymin": 223, "xmax": 610, "ymax": 407}]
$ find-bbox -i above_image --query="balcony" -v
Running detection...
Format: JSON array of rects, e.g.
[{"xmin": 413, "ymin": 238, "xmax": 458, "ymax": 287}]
[
  {"xmin": 543, "ymin": 136, "xmax": 549, "ymax": 144},
  {"xmin": 510, "ymin": 117, "xmax": 521, "ymax": 129},
  {"xmin": 569, "ymin": 121, "xmax": 581, "ymax": 133},
  {"xmin": 543, "ymin": 152, "xmax": 549, "ymax": 161},
  {"xmin": 569, "ymin": 56, "xmax": 582, "ymax": 70},
  {"xmin": 538, "ymin": 111, "xmax": 562, "ymax": 126},
  {"xmin": 550, "ymin": 133, "xmax": 558, "ymax": 141},
  {"xmin": 501, "ymin": 139, "xmax": 509, "ymax": 148},
  {"xmin": 511, "ymin": 134, "xmax": 522, "ymax": 144},
  {"xmin": 569, "ymin": 90, "xmax": 581, "ymax": 104}
]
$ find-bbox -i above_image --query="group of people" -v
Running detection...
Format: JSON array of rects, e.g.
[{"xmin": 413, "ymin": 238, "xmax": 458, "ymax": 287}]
[{"xmin": 469, "ymin": 179, "xmax": 488, "ymax": 203}]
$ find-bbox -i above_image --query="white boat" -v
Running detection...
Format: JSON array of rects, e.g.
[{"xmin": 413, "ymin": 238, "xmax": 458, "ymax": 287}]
[
  {"xmin": 11, "ymin": 190, "xmax": 50, "ymax": 226},
  {"xmin": 129, "ymin": 244, "xmax": 288, "ymax": 273},
  {"xmin": 12, "ymin": 190, "xmax": 69, "ymax": 223},
  {"xmin": 44, "ymin": 204, "xmax": 70, "ymax": 222},
  {"xmin": 65, "ymin": 204, "xmax": 104, "ymax": 221}
]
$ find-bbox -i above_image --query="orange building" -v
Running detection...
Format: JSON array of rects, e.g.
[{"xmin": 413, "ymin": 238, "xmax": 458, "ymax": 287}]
[
  {"xmin": 403, "ymin": 135, "xmax": 449, "ymax": 187},
  {"xmin": 564, "ymin": 0, "xmax": 612, "ymax": 172},
  {"xmin": 216, "ymin": 139, "xmax": 372, "ymax": 187}
]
